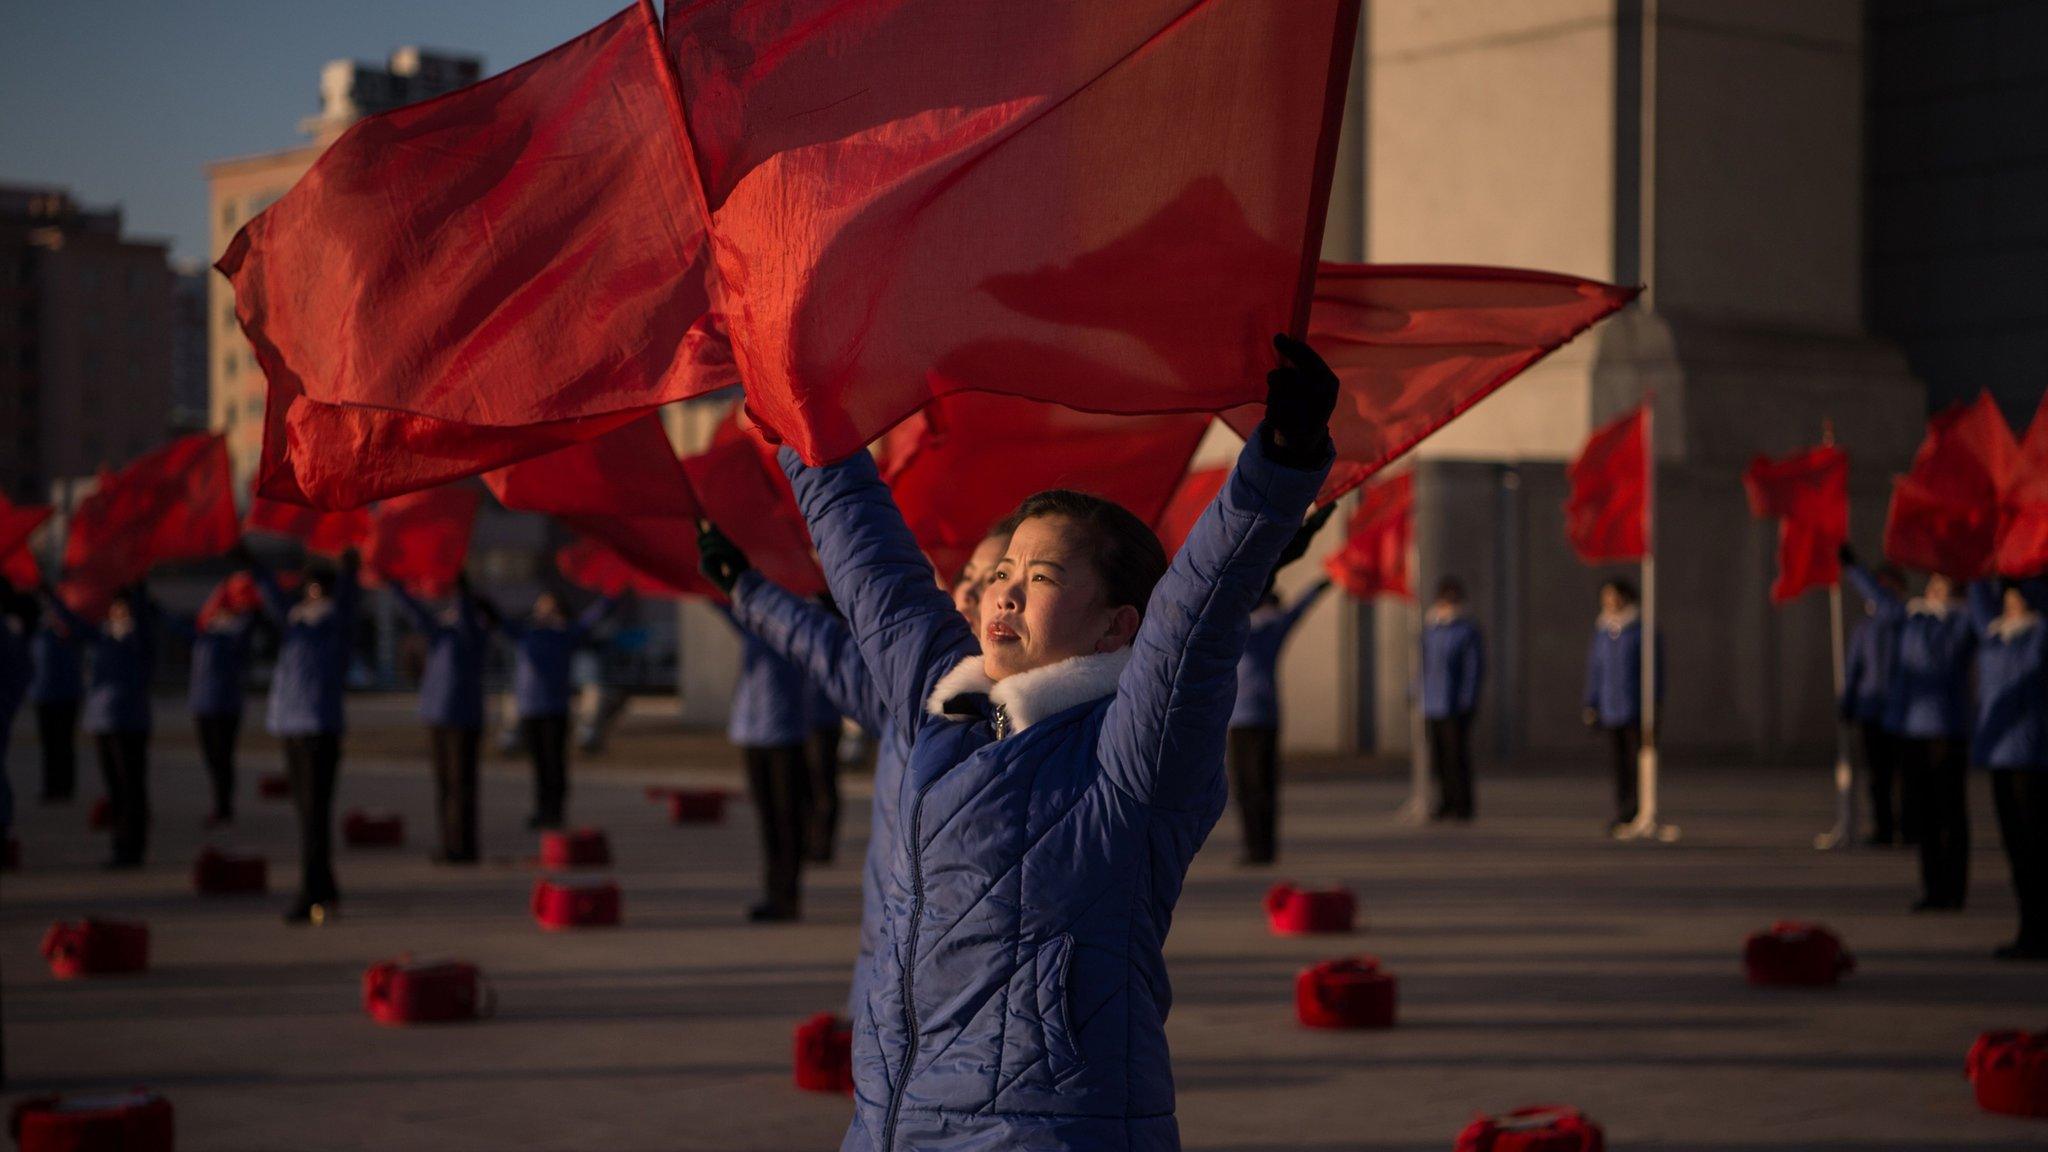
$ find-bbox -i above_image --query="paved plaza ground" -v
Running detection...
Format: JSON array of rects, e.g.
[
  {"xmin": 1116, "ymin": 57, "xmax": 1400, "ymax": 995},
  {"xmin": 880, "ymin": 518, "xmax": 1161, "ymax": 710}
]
[{"xmin": 4, "ymin": 697, "xmax": 2045, "ymax": 1150}]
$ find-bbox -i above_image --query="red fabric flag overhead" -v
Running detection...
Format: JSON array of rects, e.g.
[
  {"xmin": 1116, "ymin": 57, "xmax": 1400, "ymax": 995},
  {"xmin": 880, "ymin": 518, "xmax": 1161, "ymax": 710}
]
[
  {"xmin": 1884, "ymin": 392, "xmax": 2018, "ymax": 579},
  {"xmin": 1564, "ymin": 407, "xmax": 1650, "ymax": 564},
  {"xmin": 880, "ymin": 396, "xmax": 1207, "ymax": 581},
  {"xmin": 483, "ymin": 413, "xmax": 694, "ymax": 520},
  {"xmin": 682, "ymin": 414, "xmax": 824, "ymax": 597},
  {"xmin": 1224, "ymin": 264, "xmax": 1639, "ymax": 504},
  {"xmin": 0, "ymin": 495, "xmax": 51, "ymax": 578},
  {"xmin": 3, "ymin": 545, "xmax": 39, "ymax": 589},
  {"xmin": 217, "ymin": 2, "xmax": 721, "ymax": 510},
  {"xmin": 557, "ymin": 534, "xmax": 700, "ymax": 599},
  {"xmin": 1996, "ymin": 393, "xmax": 2048, "ymax": 577},
  {"xmin": 61, "ymin": 434, "xmax": 240, "ymax": 614},
  {"xmin": 362, "ymin": 487, "xmax": 482, "ymax": 596},
  {"xmin": 1154, "ymin": 467, "xmax": 1230, "ymax": 559},
  {"xmin": 1743, "ymin": 445, "xmax": 1849, "ymax": 604},
  {"xmin": 1325, "ymin": 472, "xmax": 1413, "ymax": 600},
  {"xmin": 245, "ymin": 497, "xmax": 372, "ymax": 556},
  {"xmin": 663, "ymin": 0, "xmax": 1361, "ymax": 465}
]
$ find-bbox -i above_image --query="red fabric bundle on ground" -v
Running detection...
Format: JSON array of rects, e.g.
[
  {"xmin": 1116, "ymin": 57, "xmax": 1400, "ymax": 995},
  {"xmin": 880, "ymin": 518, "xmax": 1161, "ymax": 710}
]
[
  {"xmin": 61, "ymin": 434, "xmax": 238, "ymax": 616},
  {"xmin": 245, "ymin": 497, "xmax": 371, "ymax": 555},
  {"xmin": 663, "ymin": 0, "xmax": 1360, "ymax": 464},
  {"xmin": 532, "ymin": 876, "xmax": 622, "ymax": 930},
  {"xmin": 1564, "ymin": 407, "xmax": 1649, "ymax": 564},
  {"xmin": 363, "ymin": 958, "xmax": 491, "ymax": 1026},
  {"xmin": 1967, "ymin": 1030, "xmax": 2048, "ymax": 1117},
  {"xmin": 341, "ymin": 810, "xmax": 405, "ymax": 848},
  {"xmin": 1154, "ymin": 467, "xmax": 1230, "ymax": 560},
  {"xmin": 1294, "ymin": 957, "xmax": 1397, "ymax": 1030},
  {"xmin": 649, "ymin": 787, "xmax": 728, "ymax": 825},
  {"xmin": 40, "ymin": 920, "xmax": 150, "ymax": 978},
  {"xmin": 539, "ymin": 828, "xmax": 612, "ymax": 869},
  {"xmin": 1743, "ymin": 445, "xmax": 1849, "ymax": 604},
  {"xmin": 1225, "ymin": 265, "xmax": 1639, "ymax": 503},
  {"xmin": 1325, "ymin": 472, "xmax": 1413, "ymax": 600},
  {"xmin": 362, "ymin": 487, "xmax": 480, "ymax": 597},
  {"xmin": 1742, "ymin": 921, "xmax": 1855, "ymax": 987},
  {"xmin": 192, "ymin": 848, "xmax": 268, "ymax": 896},
  {"xmin": 217, "ymin": 3, "xmax": 717, "ymax": 510},
  {"xmin": 792, "ymin": 1013, "xmax": 856, "ymax": 1094},
  {"xmin": 1264, "ymin": 883, "xmax": 1357, "ymax": 936},
  {"xmin": 1454, "ymin": 1106, "xmax": 1606, "ymax": 1152},
  {"xmin": 1884, "ymin": 392, "xmax": 2017, "ymax": 579},
  {"xmin": 12, "ymin": 1091, "xmax": 174, "ymax": 1152}
]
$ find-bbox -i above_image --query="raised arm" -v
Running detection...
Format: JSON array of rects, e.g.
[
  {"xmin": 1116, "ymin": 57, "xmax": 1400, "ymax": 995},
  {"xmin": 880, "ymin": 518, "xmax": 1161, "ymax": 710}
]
[
  {"xmin": 730, "ymin": 569, "xmax": 888, "ymax": 735},
  {"xmin": 389, "ymin": 581, "xmax": 436, "ymax": 634},
  {"xmin": 1275, "ymin": 578, "xmax": 1332, "ymax": 637},
  {"xmin": 567, "ymin": 595, "xmax": 616, "ymax": 644},
  {"xmin": 1841, "ymin": 558, "xmax": 1903, "ymax": 620},
  {"xmin": 39, "ymin": 587, "xmax": 98, "ymax": 641},
  {"xmin": 779, "ymin": 446, "xmax": 976, "ymax": 747},
  {"xmin": 244, "ymin": 556, "xmax": 295, "ymax": 622}
]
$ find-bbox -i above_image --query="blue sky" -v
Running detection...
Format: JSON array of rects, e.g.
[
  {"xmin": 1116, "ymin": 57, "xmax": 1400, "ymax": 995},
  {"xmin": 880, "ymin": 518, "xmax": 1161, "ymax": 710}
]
[{"xmin": 0, "ymin": 1, "xmax": 627, "ymax": 266}]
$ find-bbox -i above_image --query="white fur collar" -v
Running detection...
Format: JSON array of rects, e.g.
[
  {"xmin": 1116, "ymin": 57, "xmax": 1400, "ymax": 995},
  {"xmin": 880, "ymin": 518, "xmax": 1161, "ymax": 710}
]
[
  {"xmin": 1426, "ymin": 604, "xmax": 1467, "ymax": 626},
  {"xmin": 1989, "ymin": 612, "xmax": 2040, "ymax": 642},
  {"xmin": 1597, "ymin": 606, "xmax": 1639, "ymax": 636},
  {"xmin": 925, "ymin": 649, "xmax": 1133, "ymax": 736},
  {"xmin": 1907, "ymin": 597, "xmax": 1951, "ymax": 619},
  {"xmin": 289, "ymin": 598, "xmax": 336, "ymax": 627}
]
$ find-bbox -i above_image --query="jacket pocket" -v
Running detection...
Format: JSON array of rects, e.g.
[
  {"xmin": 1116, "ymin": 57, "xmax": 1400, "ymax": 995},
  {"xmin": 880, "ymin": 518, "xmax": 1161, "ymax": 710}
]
[{"xmin": 1035, "ymin": 933, "xmax": 1085, "ymax": 1082}]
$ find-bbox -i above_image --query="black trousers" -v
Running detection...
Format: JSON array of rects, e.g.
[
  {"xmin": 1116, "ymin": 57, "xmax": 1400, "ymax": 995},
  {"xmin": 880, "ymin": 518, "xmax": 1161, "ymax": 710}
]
[
  {"xmin": 196, "ymin": 712, "xmax": 241, "ymax": 818},
  {"xmin": 37, "ymin": 701, "xmax": 78, "ymax": 800},
  {"xmin": 1229, "ymin": 725, "xmax": 1280, "ymax": 863},
  {"xmin": 1993, "ymin": 771, "xmax": 2048, "ymax": 946},
  {"xmin": 1860, "ymin": 722, "xmax": 1902, "ymax": 844},
  {"xmin": 1427, "ymin": 714, "xmax": 1476, "ymax": 819},
  {"xmin": 522, "ymin": 714, "xmax": 570, "ymax": 826},
  {"xmin": 1606, "ymin": 724, "xmax": 1642, "ymax": 824},
  {"xmin": 283, "ymin": 733, "xmax": 341, "ymax": 905},
  {"xmin": 744, "ymin": 744, "xmax": 810, "ymax": 913},
  {"xmin": 94, "ymin": 731, "xmax": 149, "ymax": 865},
  {"xmin": 430, "ymin": 725, "xmax": 482, "ymax": 861},
  {"xmin": 1901, "ymin": 736, "xmax": 1969, "ymax": 907},
  {"xmin": 805, "ymin": 725, "xmax": 842, "ymax": 864}
]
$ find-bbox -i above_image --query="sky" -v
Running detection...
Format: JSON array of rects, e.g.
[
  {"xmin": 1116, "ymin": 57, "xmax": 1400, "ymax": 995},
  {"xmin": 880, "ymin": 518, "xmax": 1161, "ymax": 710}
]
[{"xmin": 0, "ymin": 1, "xmax": 626, "ymax": 267}]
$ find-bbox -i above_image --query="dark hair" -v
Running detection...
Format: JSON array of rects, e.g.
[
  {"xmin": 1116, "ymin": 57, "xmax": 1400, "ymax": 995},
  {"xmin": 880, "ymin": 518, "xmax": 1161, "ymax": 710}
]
[
  {"xmin": 1601, "ymin": 578, "xmax": 1638, "ymax": 605},
  {"xmin": 302, "ymin": 563, "xmax": 336, "ymax": 591},
  {"xmin": 986, "ymin": 510, "xmax": 1026, "ymax": 540},
  {"xmin": 1007, "ymin": 490, "xmax": 1167, "ymax": 615},
  {"xmin": 1436, "ymin": 577, "xmax": 1467, "ymax": 603}
]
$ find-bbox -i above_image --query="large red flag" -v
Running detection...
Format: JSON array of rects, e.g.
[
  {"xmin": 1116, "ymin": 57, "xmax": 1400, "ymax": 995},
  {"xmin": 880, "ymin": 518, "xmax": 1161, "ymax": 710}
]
[
  {"xmin": 483, "ymin": 413, "xmax": 694, "ymax": 520},
  {"xmin": 1564, "ymin": 407, "xmax": 1649, "ymax": 564},
  {"xmin": 663, "ymin": 0, "xmax": 1361, "ymax": 465},
  {"xmin": 682, "ymin": 415, "xmax": 824, "ymax": 597},
  {"xmin": 1883, "ymin": 392, "xmax": 2017, "ymax": 579},
  {"xmin": 1225, "ymin": 264, "xmax": 1639, "ymax": 503},
  {"xmin": 3, "ymin": 545, "xmax": 40, "ymax": 589},
  {"xmin": 1325, "ymin": 472, "xmax": 1412, "ymax": 599},
  {"xmin": 245, "ymin": 497, "xmax": 372, "ymax": 556},
  {"xmin": 1997, "ymin": 394, "xmax": 2048, "ymax": 577},
  {"xmin": 362, "ymin": 487, "xmax": 482, "ymax": 596},
  {"xmin": 217, "ymin": 3, "xmax": 720, "ymax": 510},
  {"xmin": 1743, "ymin": 445, "xmax": 1849, "ymax": 604},
  {"xmin": 557, "ymin": 534, "xmax": 699, "ymax": 599},
  {"xmin": 880, "ymin": 396, "xmax": 1207, "ymax": 580},
  {"xmin": 1154, "ymin": 467, "xmax": 1230, "ymax": 560},
  {"xmin": 61, "ymin": 434, "xmax": 240, "ymax": 613},
  {"xmin": 0, "ymin": 495, "xmax": 51, "ymax": 582}
]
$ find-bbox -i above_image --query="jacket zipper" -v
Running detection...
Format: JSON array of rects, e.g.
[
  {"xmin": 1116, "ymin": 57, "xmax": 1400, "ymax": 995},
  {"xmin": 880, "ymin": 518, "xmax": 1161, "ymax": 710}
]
[{"xmin": 882, "ymin": 779, "xmax": 933, "ymax": 1152}]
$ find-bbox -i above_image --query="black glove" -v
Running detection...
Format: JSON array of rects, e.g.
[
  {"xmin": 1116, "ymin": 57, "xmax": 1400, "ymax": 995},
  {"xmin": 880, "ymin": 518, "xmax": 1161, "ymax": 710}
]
[
  {"xmin": 697, "ymin": 520, "xmax": 751, "ymax": 595},
  {"xmin": 339, "ymin": 547, "xmax": 361, "ymax": 576},
  {"xmin": 1263, "ymin": 333, "xmax": 1339, "ymax": 468},
  {"xmin": 1837, "ymin": 542, "xmax": 1858, "ymax": 569}
]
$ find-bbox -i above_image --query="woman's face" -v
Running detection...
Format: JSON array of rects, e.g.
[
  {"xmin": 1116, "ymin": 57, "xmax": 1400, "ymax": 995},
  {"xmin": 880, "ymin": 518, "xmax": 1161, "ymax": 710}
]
[
  {"xmin": 533, "ymin": 593, "xmax": 562, "ymax": 622},
  {"xmin": 978, "ymin": 515, "xmax": 1136, "ymax": 681},
  {"xmin": 106, "ymin": 600, "xmax": 133, "ymax": 627},
  {"xmin": 950, "ymin": 533, "xmax": 1011, "ymax": 634},
  {"xmin": 1599, "ymin": 586, "xmax": 1626, "ymax": 615},
  {"xmin": 2005, "ymin": 587, "xmax": 2029, "ymax": 617},
  {"xmin": 302, "ymin": 579, "xmax": 328, "ymax": 604},
  {"xmin": 1925, "ymin": 574, "xmax": 1954, "ymax": 604}
]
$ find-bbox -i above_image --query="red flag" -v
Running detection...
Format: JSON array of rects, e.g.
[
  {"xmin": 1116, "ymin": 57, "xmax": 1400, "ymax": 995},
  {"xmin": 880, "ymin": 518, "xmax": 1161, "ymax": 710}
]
[
  {"xmin": 217, "ymin": 3, "xmax": 719, "ymax": 510},
  {"xmin": 663, "ymin": 0, "xmax": 1361, "ymax": 465},
  {"xmin": 682, "ymin": 414, "xmax": 824, "ymax": 597},
  {"xmin": 2, "ymin": 543, "xmax": 39, "ymax": 589},
  {"xmin": 557, "ymin": 534, "xmax": 699, "ymax": 599},
  {"xmin": 362, "ymin": 487, "xmax": 482, "ymax": 596},
  {"xmin": 61, "ymin": 434, "xmax": 240, "ymax": 613},
  {"xmin": 245, "ymin": 497, "xmax": 372, "ymax": 556},
  {"xmin": 1153, "ymin": 467, "xmax": 1229, "ymax": 560},
  {"xmin": 483, "ymin": 413, "xmax": 694, "ymax": 519},
  {"xmin": 0, "ymin": 495, "xmax": 51, "ymax": 585},
  {"xmin": 1883, "ymin": 393, "xmax": 2018, "ymax": 579},
  {"xmin": 1996, "ymin": 394, "xmax": 2048, "ymax": 577},
  {"xmin": 1224, "ymin": 264, "xmax": 1639, "ymax": 503},
  {"xmin": 881, "ymin": 396, "xmax": 1207, "ymax": 580},
  {"xmin": 1565, "ymin": 407, "xmax": 1649, "ymax": 564},
  {"xmin": 1325, "ymin": 472, "xmax": 1412, "ymax": 600},
  {"xmin": 1743, "ymin": 445, "xmax": 1849, "ymax": 604},
  {"xmin": 198, "ymin": 570, "xmax": 300, "ymax": 629}
]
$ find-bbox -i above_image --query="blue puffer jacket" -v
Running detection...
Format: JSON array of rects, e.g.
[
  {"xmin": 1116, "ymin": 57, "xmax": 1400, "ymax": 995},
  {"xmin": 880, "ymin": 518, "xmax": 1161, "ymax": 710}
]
[
  {"xmin": 1844, "ymin": 565, "xmax": 1978, "ymax": 739},
  {"xmin": 394, "ymin": 586, "xmax": 491, "ymax": 729},
  {"xmin": 503, "ymin": 598, "xmax": 611, "ymax": 719},
  {"xmin": 1583, "ymin": 611, "xmax": 1662, "ymax": 728},
  {"xmin": 181, "ymin": 615, "xmax": 253, "ymax": 719},
  {"xmin": 785, "ymin": 428, "xmax": 1328, "ymax": 1152},
  {"xmin": 807, "ymin": 677, "xmax": 843, "ymax": 731},
  {"xmin": 48, "ymin": 593, "xmax": 155, "ymax": 735},
  {"xmin": 1975, "ymin": 612, "xmax": 2046, "ymax": 770},
  {"xmin": 1229, "ymin": 580, "xmax": 1329, "ymax": 729},
  {"xmin": 1840, "ymin": 611, "xmax": 1894, "ymax": 725},
  {"xmin": 730, "ymin": 568, "xmax": 904, "ymax": 1017},
  {"xmin": 28, "ymin": 622, "xmax": 83, "ymax": 705},
  {"xmin": 253, "ymin": 562, "xmax": 358, "ymax": 737},
  {"xmin": 1420, "ymin": 609, "xmax": 1485, "ymax": 720},
  {"xmin": 719, "ymin": 606, "xmax": 810, "ymax": 748}
]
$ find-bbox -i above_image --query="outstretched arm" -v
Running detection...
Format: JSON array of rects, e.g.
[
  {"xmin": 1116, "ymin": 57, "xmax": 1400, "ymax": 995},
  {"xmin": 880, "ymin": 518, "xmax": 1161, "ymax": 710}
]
[
  {"xmin": 567, "ymin": 595, "xmax": 616, "ymax": 644},
  {"xmin": 389, "ymin": 582, "xmax": 436, "ymax": 634},
  {"xmin": 1840, "ymin": 557, "xmax": 1903, "ymax": 620},
  {"xmin": 730, "ymin": 569, "xmax": 888, "ymax": 735},
  {"xmin": 779, "ymin": 446, "xmax": 976, "ymax": 747},
  {"xmin": 1275, "ymin": 578, "xmax": 1332, "ymax": 637},
  {"xmin": 39, "ymin": 587, "xmax": 98, "ymax": 640},
  {"xmin": 243, "ymin": 554, "xmax": 294, "ymax": 622}
]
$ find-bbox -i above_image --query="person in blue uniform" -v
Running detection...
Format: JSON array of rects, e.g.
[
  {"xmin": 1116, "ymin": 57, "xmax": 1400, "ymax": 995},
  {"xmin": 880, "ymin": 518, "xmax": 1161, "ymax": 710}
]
[
  {"xmin": 1843, "ymin": 564, "xmax": 1909, "ymax": 845},
  {"xmin": 1226, "ymin": 519, "xmax": 1332, "ymax": 867},
  {"xmin": 499, "ymin": 590, "xmax": 614, "ymax": 830},
  {"xmin": 165, "ymin": 596, "xmax": 256, "ymax": 825},
  {"xmin": 391, "ymin": 574, "xmax": 498, "ymax": 863},
  {"xmin": 801, "ymin": 606, "xmax": 844, "ymax": 865},
  {"xmin": 1584, "ymin": 578, "xmax": 1661, "ymax": 831},
  {"xmin": 29, "ymin": 601, "xmax": 84, "ymax": 803},
  {"xmin": 712, "ymin": 597, "xmax": 813, "ymax": 921},
  {"xmin": 1974, "ymin": 581, "xmax": 2048, "ymax": 960},
  {"xmin": 1421, "ymin": 577, "xmax": 1486, "ymax": 822},
  {"xmin": 43, "ymin": 584, "xmax": 156, "ymax": 868}
]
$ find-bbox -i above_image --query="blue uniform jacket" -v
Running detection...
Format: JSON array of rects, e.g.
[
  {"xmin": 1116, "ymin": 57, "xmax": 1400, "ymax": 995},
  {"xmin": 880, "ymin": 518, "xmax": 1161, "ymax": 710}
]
[
  {"xmin": 785, "ymin": 427, "xmax": 1329, "ymax": 1152},
  {"xmin": 718, "ymin": 605, "xmax": 811, "ymax": 748},
  {"xmin": 47, "ymin": 592, "xmax": 154, "ymax": 735},
  {"xmin": 252, "ymin": 562, "xmax": 358, "ymax": 737},
  {"xmin": 1583, "ymin": 612, "xmax": 1662, "ymax": 728},
  {"xmin": 1975, "ymin": 612, "xmax": 2047, "ymax": 770},
  {"xmin": 503, "ymin": 598, "xmax": 611, "ymax": 720},
  {"xmin": 167, "ymin": 614, "xmax": 253, "ymax": 719},
  {"xmin": 1840, "ymin": 612, "xmax": 1895, "ymax": 725},
  {"xmin": 1421, "ymin": 610, "xmax": 1485, "ymax": 720},
  {"xmin": 394, "ymin": 586, "xmax": 491, "ymax": 729},
  {"xmin": 28, "ymin": 622, "xmax": 83, "ymax": 705},
  {"xmin": 1228, "ymin": 581, "xmax": 1329, "ymax": 729},
  {"xmin": 1844, "ymin": 565, "xmax": 1979, "ymax": 739}
]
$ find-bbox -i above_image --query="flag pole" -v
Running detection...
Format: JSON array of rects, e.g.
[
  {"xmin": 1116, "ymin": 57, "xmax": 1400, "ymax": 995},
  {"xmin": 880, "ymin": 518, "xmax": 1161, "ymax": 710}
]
[
  {"xmin": 1398, "ymin": 524, "xmax": 1429, "ymax": 824},
  {"xmin": 1816, "ymin": 418, "xmax": 1858, "ymax": 850},
  {"xmin": 1621, "ymin": 397, "xmax": 1679, "ymax": 842}
]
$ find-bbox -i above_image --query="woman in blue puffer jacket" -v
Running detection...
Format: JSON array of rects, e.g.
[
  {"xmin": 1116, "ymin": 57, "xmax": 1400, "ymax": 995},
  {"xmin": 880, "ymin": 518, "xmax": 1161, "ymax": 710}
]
[
  {"xmin": 44, "ymin": 584, "xmax": 156, "ymax": 868},
  {"xmin": 782, "ymin": 335, "xmax": 1334, "ymax": 1152}
]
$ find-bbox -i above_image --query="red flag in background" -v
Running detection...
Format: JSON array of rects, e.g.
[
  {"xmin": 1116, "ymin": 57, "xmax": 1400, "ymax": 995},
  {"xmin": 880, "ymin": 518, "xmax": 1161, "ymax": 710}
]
[
  {"xmin": 245, "ymin": 497, "xmax": 371, "ymax": 555},
  {"xmin": 217, "ymin": 3, "xmax": 720, "ymax": 510},
  {"xmin": 881, "ymin": 396, "xmax": 1208, "ymax": 581},
  {"xmin": 557, "ymin": 534, "xmax": 700, "ymax": 599},
  {"xmin": 3, "ymin": 545, "xmax": 39, "ymax": 589},
  {"xmin": 1325, "ymin": 472, "xmax": 1413, "ymax": 599},
  {"xmin": 362, "ymin": 487, "xmax": 482, "ymax": 596},
  {"xmin": 1154, "ymin": 467, "xmax": 1230, "ymax": 559},
  {"xmin": 1996, "ymin": 394, "xmax": 2048, "ymax": 577},
  {"xmin": 61, "ymin": 434, "xmax": 240, "ymax": 614},
  {"xmin": 1565, "ymin": 407, "xmax": 1650, "ymax": 564},
  {"xmin": 0, "ymin": 495, "xmax": 51, "ymax": 586},
  {"xmin": 1884, "ymin": 392, "xmax": 2018, "ymax": 579},
  {"xmin": 198, "ymin": 570, "xmax": 301, "ymax": 629},
  {"xmin": 664, "ymin": 0, "xmax": 1361, "ymax": 464},
  {"xmin": 1224, "ymin": 265, "xmax": 1639, "ymax": 504},
  {"xmin": 484, "ymin": 413, "xmax": 694, "ymax": 520},
  {"xmin": 1743, "ymin": 445, "xmax": 1849, "ymax": 604},
  {"xmin": 683, "ymin": 413, "xmax": 824, "ymax": 597}
]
